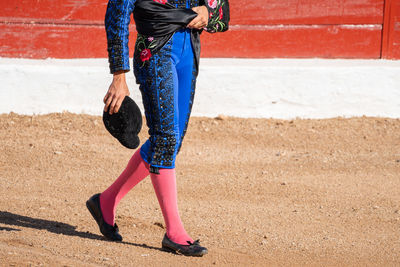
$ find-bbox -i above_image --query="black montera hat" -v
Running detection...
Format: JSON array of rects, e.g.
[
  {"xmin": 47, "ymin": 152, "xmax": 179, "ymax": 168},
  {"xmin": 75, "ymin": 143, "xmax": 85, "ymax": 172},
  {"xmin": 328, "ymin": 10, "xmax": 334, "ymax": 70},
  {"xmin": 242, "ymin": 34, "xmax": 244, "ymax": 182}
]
[{"xmin": 103, "ymin": 96, "xmax": 142, "ymax": 149}]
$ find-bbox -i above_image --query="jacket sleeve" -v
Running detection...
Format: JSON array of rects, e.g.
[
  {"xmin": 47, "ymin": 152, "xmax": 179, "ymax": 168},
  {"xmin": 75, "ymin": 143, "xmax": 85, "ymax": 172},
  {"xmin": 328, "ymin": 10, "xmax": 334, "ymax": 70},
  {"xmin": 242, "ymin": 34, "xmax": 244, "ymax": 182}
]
[{"xmin": 105, "ymin": 0, "xmax": 136, "ymax": 74}]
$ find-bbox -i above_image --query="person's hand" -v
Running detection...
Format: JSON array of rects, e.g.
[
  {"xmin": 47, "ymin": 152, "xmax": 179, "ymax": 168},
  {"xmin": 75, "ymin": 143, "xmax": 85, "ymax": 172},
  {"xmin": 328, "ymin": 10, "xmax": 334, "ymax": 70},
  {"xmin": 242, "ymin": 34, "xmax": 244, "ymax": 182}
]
[
  {"xmin": 104, "ymin": 70, "xmax": 130, "ymax": 115},
  {"xmin": 187, "ymin": 6, "xmax": 208, "ymax": 30}
]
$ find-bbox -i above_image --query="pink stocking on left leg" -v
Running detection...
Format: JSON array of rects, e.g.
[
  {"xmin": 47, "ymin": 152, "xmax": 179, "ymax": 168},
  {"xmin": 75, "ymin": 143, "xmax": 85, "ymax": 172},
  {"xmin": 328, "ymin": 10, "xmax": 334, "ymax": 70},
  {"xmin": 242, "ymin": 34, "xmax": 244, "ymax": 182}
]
[
  {"xmin": 100, "ymin": 149, "xmax": 149, "ymax": 225},
  {"xmin": 150, "ymin": 168, "xmax": 194, "ymax": 245}
]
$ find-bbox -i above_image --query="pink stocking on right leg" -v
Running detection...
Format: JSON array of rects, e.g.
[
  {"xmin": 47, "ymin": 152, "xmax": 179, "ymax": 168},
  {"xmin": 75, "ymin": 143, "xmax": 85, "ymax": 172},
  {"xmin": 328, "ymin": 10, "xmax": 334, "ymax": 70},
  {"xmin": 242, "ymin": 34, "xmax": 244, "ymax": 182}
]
[
  {"xmin": 100, "ymin": 148, "xmax": 149, "ymax": 225},
  {"xmin": 150, "ymin": 168, "xmax": 194, "ymax": 245}
]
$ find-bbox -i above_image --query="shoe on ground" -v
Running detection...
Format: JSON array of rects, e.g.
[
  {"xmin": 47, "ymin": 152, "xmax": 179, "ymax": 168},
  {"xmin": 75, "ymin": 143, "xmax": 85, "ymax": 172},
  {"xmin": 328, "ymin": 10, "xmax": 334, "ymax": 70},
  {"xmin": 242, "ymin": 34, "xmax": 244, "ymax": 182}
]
[
  {"xmin": 161, "ymin": 234, "xmax": 208, "ymax": 257},
  {"xmin": 86, "ymin": 193, "xmax": 122, "ymax": 242}
]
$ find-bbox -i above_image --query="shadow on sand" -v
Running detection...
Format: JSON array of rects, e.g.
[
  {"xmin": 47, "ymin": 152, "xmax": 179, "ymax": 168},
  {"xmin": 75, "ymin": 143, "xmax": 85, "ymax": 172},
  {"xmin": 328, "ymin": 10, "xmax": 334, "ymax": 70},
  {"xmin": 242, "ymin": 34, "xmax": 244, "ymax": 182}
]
[{"xmin": 0, "ymin": 211, "xmax": 163, "ymax": 252}]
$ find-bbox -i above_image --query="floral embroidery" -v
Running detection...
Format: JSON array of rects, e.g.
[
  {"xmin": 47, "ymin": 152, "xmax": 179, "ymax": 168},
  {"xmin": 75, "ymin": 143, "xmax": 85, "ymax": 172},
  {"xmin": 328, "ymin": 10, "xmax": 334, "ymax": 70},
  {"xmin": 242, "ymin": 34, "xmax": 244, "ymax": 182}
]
[
  {"xmin": 136, "ymin": 33, "xmax": 157, "ymax": 67},
  {"xmin": 153, "ymin": 0, "xmax": 168, "ymax": 4},
  {"xmin": 208, "ymin": 0, "xmax": 217, "ymax": 9},
  {"xmin": 206, "ymin": 0, "xmax": 228, "ymax": 33}
]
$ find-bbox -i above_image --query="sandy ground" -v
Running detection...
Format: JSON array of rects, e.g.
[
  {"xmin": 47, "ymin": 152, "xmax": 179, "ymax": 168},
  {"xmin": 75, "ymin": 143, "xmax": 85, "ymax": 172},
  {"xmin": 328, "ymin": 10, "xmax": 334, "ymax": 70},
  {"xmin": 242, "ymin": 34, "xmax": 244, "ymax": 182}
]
[{"xmin": 0, "ymin": 112, "xmax": 399, "ymax": 266}]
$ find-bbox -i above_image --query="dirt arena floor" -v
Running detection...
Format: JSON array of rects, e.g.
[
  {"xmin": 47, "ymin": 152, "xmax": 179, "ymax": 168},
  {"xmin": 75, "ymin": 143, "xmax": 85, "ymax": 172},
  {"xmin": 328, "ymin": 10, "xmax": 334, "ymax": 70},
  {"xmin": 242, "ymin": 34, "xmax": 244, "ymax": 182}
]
[{"xmin": 0, "ymin": 112, "xmax": 399, "ymax": 266}]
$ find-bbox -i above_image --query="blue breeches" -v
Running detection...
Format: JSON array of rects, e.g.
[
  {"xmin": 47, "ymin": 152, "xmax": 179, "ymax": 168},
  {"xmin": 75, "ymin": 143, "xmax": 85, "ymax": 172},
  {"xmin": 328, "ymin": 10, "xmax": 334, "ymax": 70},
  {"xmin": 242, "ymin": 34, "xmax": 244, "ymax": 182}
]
[{"xmin": 133, "ymin": 29, "xmax": 197, "ymax": 170}]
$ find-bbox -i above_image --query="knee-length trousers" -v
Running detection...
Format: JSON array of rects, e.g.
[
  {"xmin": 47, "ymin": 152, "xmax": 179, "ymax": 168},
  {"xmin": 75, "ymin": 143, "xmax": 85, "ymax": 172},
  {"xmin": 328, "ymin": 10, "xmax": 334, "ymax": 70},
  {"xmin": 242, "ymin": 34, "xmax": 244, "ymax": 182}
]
[{"xmin": 134, "ymin": 28, "xmax": 197, "ymax": 171}]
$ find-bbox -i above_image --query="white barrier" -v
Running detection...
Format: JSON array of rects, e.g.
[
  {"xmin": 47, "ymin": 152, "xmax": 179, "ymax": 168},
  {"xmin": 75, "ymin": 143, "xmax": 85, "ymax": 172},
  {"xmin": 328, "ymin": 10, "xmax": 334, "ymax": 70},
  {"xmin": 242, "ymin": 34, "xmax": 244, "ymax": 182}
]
[{"xmin": 1, "ymin": 58, "xmax": 399, "ymax": 119}]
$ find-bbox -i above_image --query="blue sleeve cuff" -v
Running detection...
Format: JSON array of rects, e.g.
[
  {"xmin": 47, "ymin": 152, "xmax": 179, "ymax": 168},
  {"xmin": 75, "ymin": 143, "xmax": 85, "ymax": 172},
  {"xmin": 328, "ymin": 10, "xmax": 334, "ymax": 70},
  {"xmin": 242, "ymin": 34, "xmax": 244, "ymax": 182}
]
[{"xmin": 107, "ymin": 39, "xmax": 131, "ymax": 74}]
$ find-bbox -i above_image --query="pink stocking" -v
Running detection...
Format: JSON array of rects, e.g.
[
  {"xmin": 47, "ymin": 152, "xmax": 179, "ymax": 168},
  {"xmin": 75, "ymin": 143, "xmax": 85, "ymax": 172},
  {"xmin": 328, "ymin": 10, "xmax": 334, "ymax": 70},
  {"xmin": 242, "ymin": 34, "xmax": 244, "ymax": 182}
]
[
  {"xmin": 150, "ymin": 168, "xmax": 194, "ymax": 245},
  {"xmin": 100, "ymin": 148, "xmax": 149, "ymax": 225}
]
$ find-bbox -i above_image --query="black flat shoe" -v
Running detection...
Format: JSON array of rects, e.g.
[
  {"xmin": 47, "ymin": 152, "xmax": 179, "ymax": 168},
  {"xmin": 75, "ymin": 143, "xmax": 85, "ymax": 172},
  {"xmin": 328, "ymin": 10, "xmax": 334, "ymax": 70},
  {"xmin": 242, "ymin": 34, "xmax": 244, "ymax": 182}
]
[
  {"xmin": 86, "ymin": 193, "xmax": 122, "ymax": 242},
  {"xmin": 161, "ymin": 234, "xmax": 208, "ymax": 257}
]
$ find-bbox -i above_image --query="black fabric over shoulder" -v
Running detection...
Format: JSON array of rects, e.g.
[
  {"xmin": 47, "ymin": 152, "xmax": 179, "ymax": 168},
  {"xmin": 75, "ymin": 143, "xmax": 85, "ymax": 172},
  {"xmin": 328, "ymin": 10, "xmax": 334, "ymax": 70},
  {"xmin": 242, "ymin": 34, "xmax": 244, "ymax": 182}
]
[{"xmin": 134, "ymin": 0, "xmax": 197, "ymax": 37}]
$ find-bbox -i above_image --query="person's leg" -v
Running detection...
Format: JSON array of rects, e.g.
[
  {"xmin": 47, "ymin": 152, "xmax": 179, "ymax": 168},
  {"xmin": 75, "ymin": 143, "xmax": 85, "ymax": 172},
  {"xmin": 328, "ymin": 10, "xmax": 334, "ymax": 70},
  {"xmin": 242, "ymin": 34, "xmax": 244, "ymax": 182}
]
[
  {"xmin": 150, "ymin": 29, "xmax": 198, "ymax": 245},
  {"xmin": 149, "ymin": 30, "xmax": 198, "ymax": 245},
  {"xmin": 136, "ymin": 30, "xmax": 195, "ymax": 245},
  {"xmin": 100, "ymin": 148, "xmax": 149, "ymax": 225}
]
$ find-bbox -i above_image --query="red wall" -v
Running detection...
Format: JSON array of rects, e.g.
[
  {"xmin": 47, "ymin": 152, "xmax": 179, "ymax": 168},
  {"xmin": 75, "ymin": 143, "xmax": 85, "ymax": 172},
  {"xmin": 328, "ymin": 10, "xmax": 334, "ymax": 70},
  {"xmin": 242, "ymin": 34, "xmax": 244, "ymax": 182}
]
[
  {"xmin": 382, "ymin": 0, "xmax": 400, "ymax": 59},
  {"xmin": 0, "ymin": 0, "xmax": 399, "ymax": 59}
]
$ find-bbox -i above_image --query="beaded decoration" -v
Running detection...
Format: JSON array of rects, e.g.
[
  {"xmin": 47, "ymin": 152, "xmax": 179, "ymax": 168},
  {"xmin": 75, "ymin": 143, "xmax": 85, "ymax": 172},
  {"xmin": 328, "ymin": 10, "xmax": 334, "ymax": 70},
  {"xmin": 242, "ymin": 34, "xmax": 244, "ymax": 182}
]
[{"xmin": 134, "ymin": 39, "xmax": 178, "ymax": 168}]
